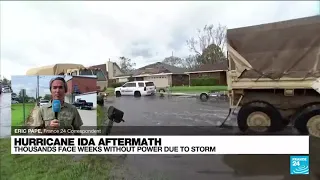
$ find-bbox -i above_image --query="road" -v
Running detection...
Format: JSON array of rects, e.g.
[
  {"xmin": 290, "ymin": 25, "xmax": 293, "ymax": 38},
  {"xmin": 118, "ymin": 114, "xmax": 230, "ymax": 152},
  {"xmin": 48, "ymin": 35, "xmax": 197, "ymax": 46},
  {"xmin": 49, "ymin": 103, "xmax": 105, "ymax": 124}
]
[
  {"xmin": 78, "ymin": 109, "xmax": 97, "ymax": 127},
  {"xmin": 105, "ymin": 96, "xmax": 319, "ymax": 180},
  {"xmin": 0, "ymin": 93, "xmax": 11, "ymax": 138}
]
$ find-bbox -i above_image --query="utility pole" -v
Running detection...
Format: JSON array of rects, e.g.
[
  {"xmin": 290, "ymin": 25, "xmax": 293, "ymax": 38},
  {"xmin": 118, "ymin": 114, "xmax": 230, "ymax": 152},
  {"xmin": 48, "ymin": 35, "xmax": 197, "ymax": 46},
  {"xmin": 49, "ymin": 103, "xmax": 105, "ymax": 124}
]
[{"xmin": 37, "ymin": 75, "xmax": 39, "ymax": 103}]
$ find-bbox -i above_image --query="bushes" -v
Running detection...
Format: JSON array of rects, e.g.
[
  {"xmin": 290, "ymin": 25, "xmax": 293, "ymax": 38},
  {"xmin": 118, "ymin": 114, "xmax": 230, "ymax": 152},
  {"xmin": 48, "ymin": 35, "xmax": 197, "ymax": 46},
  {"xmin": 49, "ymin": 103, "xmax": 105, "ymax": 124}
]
[
  {"xmin": 190, "ymin": 78, "xmax": 217, "ymax": 86},
  {"xmin": 109, "ymin": 82, "xmax": 125, "ymax": 88}
]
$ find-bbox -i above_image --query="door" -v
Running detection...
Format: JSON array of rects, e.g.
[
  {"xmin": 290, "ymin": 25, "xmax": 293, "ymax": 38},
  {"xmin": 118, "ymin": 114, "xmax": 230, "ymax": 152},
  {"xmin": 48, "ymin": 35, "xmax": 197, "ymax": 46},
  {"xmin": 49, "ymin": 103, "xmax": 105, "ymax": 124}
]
[
  {"xmin": 126, "ymin": 82, "xmax": 137, "ymax": 95},
  {"xmin": 121, "ymin": 82, "xmax": 136, "ymax": 95}
]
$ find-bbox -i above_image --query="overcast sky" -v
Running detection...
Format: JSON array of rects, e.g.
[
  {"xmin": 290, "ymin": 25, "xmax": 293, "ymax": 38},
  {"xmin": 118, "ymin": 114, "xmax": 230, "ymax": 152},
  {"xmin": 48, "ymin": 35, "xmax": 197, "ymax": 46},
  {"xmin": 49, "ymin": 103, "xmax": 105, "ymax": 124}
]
[
  {"xmin": 11, "ymin": 75, "xmax": 64, "ymax": 97},
  {"xmin": 1, "ymin": 1, "xmax": 319, "ymax": 80}
]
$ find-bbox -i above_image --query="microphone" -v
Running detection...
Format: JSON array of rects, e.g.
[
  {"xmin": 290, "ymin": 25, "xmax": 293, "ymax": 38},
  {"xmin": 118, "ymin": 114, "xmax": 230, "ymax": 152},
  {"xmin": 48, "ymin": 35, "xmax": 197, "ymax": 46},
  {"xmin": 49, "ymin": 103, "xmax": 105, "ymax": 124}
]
[{"xmin": 52, "ymin": 100, "xmax": 61, "ymax": 119}]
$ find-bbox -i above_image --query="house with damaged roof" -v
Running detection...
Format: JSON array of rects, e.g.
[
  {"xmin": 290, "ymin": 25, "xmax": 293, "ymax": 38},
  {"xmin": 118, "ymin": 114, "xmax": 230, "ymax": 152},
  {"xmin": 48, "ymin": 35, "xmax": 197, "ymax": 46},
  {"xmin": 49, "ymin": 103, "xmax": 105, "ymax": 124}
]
[
  {"xmin": 185, "ymin": 60, "xmax": 228, "ymax": 86},
  {"xmin": 115, "ymin": 62, "xmax": 189, "ymax": 88}
]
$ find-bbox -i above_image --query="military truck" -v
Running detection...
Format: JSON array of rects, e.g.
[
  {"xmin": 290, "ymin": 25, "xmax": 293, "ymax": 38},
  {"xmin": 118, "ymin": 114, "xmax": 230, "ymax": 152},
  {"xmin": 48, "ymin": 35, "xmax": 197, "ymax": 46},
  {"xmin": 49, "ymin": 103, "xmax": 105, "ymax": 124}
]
[
  {"xmin": 26, "ymin": 63, "xmax": 108, "ymax": 92},
  {"xmin": 227, "ymin": 15, "xmax": 320, "ymax": 135}
]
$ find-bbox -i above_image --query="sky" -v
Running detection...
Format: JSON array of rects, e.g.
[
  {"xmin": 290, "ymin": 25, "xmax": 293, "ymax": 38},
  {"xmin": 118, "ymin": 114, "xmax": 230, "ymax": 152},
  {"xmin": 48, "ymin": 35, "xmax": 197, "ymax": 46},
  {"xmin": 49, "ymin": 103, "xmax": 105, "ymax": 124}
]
[
  {"xmin": 11, "ymin": 75, "xmax": 64, "ymax": 97},
  {"xmin": 1, "ymin": 1, "xmax": 319, "ymax": 80}
]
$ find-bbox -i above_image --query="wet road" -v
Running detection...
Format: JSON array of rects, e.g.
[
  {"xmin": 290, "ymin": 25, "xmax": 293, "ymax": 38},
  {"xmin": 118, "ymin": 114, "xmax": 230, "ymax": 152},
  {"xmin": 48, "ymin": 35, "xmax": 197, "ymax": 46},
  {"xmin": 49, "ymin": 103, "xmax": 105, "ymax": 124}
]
[
  {"xmin": 106, "ymin": 96, "xmax": 319, "ymax": 180},
  {"xmin": 0, "ymin": 93, "xmax": 11, "ymax": 138}
]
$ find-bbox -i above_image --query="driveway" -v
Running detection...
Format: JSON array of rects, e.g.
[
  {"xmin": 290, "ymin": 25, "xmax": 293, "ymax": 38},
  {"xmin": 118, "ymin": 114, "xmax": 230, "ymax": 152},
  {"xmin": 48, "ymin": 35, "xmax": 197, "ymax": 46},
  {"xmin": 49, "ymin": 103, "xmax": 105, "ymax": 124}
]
[
  {"xmin": 0, "ymin": 93, "xmax": 11, "ymax": 138},
  {"xmin": 105, "ymin": 96, "xmax": 319, "ymax": 180},
  {"xmin": 78, "ymin": 109, "xmax": 97, "ymax": 126}
]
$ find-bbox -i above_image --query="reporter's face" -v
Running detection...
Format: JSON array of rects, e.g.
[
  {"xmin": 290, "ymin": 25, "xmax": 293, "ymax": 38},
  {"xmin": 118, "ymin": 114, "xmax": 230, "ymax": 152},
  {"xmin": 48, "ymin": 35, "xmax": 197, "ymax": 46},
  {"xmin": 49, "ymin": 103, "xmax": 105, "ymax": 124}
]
[{"xmin": 51, "ymin": 80, "xmax": 65, "ymax": 101}]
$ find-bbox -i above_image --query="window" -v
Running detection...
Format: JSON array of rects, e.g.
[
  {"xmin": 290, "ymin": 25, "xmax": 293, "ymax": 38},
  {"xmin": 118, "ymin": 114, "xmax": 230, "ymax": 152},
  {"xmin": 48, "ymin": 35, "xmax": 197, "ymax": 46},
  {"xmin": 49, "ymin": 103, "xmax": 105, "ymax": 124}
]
[
  {"xmin": 125, "ymin": 83, "xmax": 136, "ymax": 87},
  {"xmin": 138, "ymin": 83, "xmax": 144, "ymax": 87},
  {"xmin": 146, "ymin": 82, "xmax": 154, "ymax": 86},
  {"xmin": 79, "ymin": 69, "xmax": 93, "ymax": 76},
  {"xmin": 95, "ymin": 70, "xmax": 106, "ymax": 81}
]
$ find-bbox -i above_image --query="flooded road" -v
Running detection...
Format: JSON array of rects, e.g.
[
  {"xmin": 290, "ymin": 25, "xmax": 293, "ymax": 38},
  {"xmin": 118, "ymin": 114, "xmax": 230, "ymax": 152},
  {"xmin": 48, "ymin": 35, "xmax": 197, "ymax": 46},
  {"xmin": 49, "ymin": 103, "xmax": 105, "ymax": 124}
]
[
  {"xmin": 0, "ymin": 93, "xmax": 11, "ymax": 138},
  {"xmin": 106, "ymin": 96, "xmax": 319, "ymax": 180}
]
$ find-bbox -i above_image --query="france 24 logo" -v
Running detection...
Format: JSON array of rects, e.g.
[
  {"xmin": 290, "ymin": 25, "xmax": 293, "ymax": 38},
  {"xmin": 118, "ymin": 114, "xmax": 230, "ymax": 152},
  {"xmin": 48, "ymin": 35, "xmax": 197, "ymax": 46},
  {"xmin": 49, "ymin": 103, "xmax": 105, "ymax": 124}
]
[{"xmin": 290, "ymin": 156, "xmax": 309, "ymax": 175}]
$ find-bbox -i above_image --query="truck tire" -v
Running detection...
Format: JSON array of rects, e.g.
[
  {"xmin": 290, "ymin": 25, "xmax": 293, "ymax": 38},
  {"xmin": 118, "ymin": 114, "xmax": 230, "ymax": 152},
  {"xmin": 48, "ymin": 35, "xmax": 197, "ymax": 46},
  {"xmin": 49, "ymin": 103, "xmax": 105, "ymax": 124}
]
[
  {"xmin": 134, "ymin": 91, "xmax": 141, "ymax": 97},
  {"xmin": 237, "ymin": 101, "xmax": 283, "ymax": 133},
  {"xmin": 200, "ymin": 93, "xmax": 209, "ymax": 102},
  {"xmin": 115, "ymin": 91, "xmax": 121, "ymax": 97},
  {"xmin": 293, "ymin": 104, "xmax": 320, "ymax": 137}
]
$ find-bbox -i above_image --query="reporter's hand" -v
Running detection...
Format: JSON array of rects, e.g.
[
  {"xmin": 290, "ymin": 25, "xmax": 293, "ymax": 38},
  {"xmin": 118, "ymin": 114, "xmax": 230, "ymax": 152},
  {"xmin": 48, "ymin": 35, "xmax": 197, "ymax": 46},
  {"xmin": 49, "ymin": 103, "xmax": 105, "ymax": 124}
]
[{"xmin": 49, "ymin": 119, "xmax": 59, "ymax": 128}]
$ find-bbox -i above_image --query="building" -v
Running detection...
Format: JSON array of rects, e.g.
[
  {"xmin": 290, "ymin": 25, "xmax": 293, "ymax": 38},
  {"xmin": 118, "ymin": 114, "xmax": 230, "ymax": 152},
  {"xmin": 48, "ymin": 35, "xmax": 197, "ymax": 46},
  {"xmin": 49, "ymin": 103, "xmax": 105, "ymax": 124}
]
[
  {"xmin": 115, "ymin": 62, "xmax": 189, "ymax": 88},
  {"xmin": 89, "ymin": 60, "xmax": 124, "ymax": 87},
  {"xmin": 185, "ymin": 61, "xmax": 228, "ymax": 86},
  {"xmin": 64, "ymin": 76, "xmax": 98, "ymax": 105}
]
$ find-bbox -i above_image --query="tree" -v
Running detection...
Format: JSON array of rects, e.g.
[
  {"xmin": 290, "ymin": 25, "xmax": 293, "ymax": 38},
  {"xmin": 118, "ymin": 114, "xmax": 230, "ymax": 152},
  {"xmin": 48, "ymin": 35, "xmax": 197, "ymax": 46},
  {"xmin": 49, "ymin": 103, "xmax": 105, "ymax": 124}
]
[
  {"xmin": 186, "ymin": 24, "xmax": 227, "ymax": 64},
  {"xmin": 119, "ymin": 56, "xmax": 136, "ymax": 74},
  {"xmin": 181, "ymin": 55, "xmax": 201, "ymax": 70},
  {"xmin": 43, "ymin": 94, "xmax": 51, "ymax": 100},
  {"xmin": 162, "ymin": 56, "xmax": 183, "ymax": 67},
  {"xmin": 198, "ymin": 44, "xmax": 226, "ymax": 64}
]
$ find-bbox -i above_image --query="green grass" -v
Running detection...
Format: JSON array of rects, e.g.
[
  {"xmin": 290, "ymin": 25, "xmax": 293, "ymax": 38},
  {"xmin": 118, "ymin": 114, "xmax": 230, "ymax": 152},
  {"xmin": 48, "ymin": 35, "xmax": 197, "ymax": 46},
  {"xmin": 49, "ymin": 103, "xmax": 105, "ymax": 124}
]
[
  {"xmin": 0, "ymin": 138, "xmax": 114, "ymax": 180},
  {"xmin": 170, "ymin": 86, "xmax": 227, "ymax": 93},
  {"xmin": 11, "ymin": 103, "xmax": 35, "ymax": 126},
  {"xmin": 97, "ymin": 105, "xmax": 103, "ymax": 126}
]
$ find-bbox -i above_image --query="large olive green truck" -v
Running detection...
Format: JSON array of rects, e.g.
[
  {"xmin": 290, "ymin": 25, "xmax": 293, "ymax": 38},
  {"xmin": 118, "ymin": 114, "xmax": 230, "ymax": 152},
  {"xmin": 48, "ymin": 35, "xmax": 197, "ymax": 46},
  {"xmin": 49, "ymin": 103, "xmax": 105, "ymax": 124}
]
[{"xmin": 227, "ymin": 15, "xmax": 320, "ymax": 136}]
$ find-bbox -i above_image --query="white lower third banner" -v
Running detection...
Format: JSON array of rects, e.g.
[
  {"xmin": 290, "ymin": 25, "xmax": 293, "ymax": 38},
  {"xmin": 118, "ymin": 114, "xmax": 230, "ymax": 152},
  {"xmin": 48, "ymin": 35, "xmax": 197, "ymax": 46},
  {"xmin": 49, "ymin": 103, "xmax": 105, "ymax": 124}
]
[{"xmin": 11, "ymin": 136, "xmax": 309, "ymax": 155}]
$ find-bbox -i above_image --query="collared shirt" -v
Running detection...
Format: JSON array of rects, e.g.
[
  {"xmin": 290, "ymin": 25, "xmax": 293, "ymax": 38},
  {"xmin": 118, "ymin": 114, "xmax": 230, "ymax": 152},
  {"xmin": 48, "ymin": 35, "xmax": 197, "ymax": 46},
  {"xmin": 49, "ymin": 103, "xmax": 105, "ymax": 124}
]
[{"xmin": 33, "ymin": 100, "xmax": 83, "ymax": 130}]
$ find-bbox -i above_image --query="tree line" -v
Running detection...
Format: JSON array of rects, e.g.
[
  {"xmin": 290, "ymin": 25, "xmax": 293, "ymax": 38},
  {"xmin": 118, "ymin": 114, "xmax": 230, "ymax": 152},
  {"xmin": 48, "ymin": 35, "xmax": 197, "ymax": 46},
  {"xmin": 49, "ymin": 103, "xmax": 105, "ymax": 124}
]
[{"xmin": 118, "ymin": 23, "xmax": 227, "ymax": 74}]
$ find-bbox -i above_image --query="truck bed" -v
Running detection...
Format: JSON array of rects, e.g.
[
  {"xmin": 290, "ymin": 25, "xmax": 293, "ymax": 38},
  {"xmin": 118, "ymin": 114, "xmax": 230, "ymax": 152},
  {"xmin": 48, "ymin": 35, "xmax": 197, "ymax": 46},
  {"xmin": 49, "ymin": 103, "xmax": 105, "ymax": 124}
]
[{"xmin": 227, "ymin": 15, "xmax": 320, "ymax": 80}]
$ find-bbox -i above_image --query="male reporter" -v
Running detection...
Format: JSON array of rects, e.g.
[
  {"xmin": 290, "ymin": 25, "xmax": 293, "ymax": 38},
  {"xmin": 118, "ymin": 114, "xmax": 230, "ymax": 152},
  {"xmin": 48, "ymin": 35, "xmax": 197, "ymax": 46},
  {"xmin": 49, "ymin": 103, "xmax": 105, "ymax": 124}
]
[{"xmin": 32, "ymin": 77, "xmax": 83, "ymax": 135}]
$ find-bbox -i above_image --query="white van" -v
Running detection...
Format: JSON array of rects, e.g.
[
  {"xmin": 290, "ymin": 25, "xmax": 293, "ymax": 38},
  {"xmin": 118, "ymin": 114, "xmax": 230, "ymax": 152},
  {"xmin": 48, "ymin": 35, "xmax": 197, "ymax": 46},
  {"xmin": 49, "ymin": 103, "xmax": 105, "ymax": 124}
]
[{"xmin": 114, "ymin": 81, "xmax": 156, "ymax": 97}]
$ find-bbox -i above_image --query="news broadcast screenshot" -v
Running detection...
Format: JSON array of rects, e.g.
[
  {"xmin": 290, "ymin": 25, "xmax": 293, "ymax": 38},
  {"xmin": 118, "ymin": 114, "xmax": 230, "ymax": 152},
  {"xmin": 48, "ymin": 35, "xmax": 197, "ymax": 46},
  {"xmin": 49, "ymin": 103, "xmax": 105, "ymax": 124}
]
[{"xmin": 1, "ymin": 1, "xmax": 320, "ymax": 180}]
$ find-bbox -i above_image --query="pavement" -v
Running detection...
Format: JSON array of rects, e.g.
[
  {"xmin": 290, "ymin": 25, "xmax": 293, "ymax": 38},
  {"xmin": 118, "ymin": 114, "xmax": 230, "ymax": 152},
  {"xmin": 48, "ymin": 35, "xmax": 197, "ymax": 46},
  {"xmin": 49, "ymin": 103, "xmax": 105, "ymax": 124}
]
[
  {"xmin": 0, "ymin": 93, "xmax": 11, "ymax": 137},
  {"xmin": 77, "ymin": 109, "xmax": 97, "ymax": 126},
  {"xmin": 105, "ymin": 96, "xmax": 320, "ymax": 180}
]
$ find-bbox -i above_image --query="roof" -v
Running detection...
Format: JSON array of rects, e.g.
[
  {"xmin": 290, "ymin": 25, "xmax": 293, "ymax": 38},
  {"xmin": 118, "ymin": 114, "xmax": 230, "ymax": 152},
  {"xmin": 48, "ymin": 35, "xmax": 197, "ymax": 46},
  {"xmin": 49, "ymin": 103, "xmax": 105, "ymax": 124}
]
[
  {"xmin": 66, "ymin": 75, "xmax": 97, "ymax": 82},
  {"xmin": 26, "ymin": 64, "xmax": 85, "ymax": 75},
  {"xmin": 88, "ymin": 64, "xmax": 107, "ymax": 76},
  {"xmin": 133, "ymin": 62, "xmax": 187, "ymax": 76},
  {"xmin": 185, "ymin": 60, "xmax": 228, "ymax": 73}
]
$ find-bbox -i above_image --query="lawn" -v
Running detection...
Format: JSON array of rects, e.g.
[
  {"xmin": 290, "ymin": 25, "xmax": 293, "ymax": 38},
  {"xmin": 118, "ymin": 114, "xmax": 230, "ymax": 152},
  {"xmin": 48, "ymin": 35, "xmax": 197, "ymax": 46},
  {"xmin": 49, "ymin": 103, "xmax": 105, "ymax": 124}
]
[
  {"xmin": 0, "ymin": 138, "xmax": 115, "ymax": 180},
  {"xmin": 169, "ymin": 86, "xmax": 227, "ymax": 93},
  {"xmin": 11, "ymin": 103, "xmax": 35, "ymax": 126}
]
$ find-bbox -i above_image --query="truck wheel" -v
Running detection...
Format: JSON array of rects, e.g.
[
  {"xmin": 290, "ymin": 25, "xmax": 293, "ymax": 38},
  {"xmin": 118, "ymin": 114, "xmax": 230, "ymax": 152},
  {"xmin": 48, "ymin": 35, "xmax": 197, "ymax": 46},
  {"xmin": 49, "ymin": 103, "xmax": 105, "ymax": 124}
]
[
  {"xmin": 134, "ymin": 91, "xmax": 141, "ymax": 97},
  {"xmin": 200, "ymin": 93, "xmax": 209, "ymax": 102},
  {"xmin": 237, "ymin": 101, "xmax": 283, "ymax": 133},
  {"xmin": 294, "ymin": 104, "xmax": 320, "ymax": 137},
  {"xmin": 115, "ymin": 91, "xmax": 121, "ymax": 97}
]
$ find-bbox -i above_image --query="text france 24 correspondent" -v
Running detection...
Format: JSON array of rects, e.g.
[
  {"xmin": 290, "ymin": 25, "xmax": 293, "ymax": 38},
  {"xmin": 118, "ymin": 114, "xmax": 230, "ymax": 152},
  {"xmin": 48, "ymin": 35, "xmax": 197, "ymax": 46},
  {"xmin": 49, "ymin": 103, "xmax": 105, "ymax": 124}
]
[{"xmin": 33, "ymin": 77, "xmax": 83, "ymax": 135}]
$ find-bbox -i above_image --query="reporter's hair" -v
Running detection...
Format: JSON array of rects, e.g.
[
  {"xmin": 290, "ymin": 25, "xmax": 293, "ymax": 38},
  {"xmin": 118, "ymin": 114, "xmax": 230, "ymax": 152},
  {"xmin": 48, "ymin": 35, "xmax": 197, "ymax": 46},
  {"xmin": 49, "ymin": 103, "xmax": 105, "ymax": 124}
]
[{"xmin": 49, "ymin": 77, "xmax": 68, "ymax": 93}]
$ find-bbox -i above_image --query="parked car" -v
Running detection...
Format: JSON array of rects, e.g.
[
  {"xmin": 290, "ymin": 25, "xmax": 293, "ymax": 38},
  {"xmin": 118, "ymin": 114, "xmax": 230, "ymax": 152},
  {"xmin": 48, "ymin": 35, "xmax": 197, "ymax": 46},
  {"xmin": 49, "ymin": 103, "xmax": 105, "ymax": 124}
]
[
  {"xmin": 72, "ymin": 99, "xmax": 93, "ymax": 110},
  {"xmin": 39, "ymin": 99, "xmax": 50, "ymax": 107},
  {"xmin": 11, "ymin": 100, "xmax": 19, "ymax": 104},
  {"xmin": 114, "ymin": 81, "xmax": 156, "ymax": 97}
]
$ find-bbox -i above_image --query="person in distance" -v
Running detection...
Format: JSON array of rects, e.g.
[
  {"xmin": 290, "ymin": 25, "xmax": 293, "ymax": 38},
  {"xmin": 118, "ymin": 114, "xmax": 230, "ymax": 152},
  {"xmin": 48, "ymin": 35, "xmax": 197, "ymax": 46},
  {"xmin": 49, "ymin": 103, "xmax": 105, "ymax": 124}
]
[{"xmin": 32, "ymin": 77, "xmax": 83, "ymax": 135}]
